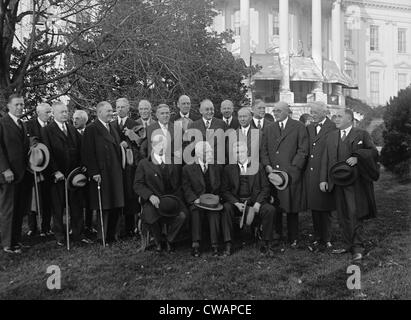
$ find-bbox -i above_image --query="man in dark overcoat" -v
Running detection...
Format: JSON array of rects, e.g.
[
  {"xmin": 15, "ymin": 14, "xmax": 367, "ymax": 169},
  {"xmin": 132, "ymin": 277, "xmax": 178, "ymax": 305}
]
[
  {"xmin": 261, "ymin": 101, "xmax": 309, "ymax": 248},
  {"xmin": 42, "ymin": 101, "xmax": 91, "ymax": 246},
  {"xmin": 134, "ymin": 134, "xmax": 187, "ymax": 253},
  {"xmin": 221, "ymin": 142, "xmax": 275, "ymax": 256},
  {"xmin": 82, "ymin": 101, "xmax": 124, "ymax": 243},
  {"xmin": 182, "ymin": 141, "xmax": 224, "ymax": 257},
  {"xmin": 0, "ymin": 94, "xmax": 33, "ymax": 254},
  {"xmin": 26, "ymin": 102, "xmax": 53, "ymax": 237},
  {"xmin": 111, "ymin": 97, "xmax": 140, "ymax": 237},
  {"xmin": 320, "ymin": 108, "xmax": 379, "ymax": 262},
  {"xmin": 305, "ymin": 101, "xmax": 336, "ymax": 251}
]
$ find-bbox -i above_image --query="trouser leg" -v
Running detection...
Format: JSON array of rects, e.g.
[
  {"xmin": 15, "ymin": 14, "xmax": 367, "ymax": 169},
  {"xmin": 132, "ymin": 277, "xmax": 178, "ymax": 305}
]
[
  {"xmin": 50, "ymin": 182, "xmax": 65, "ymax": 242},
  {"xmin": 221, "ymin": 203, "xmax": 237, "ymax": 243},
  {"xmin": 166, "ymin": 211, "xmax": 186, "ymax": 243},
  {"xmin": 207, "ymin": 211, "xmax": 221, "ymax": 246},
  {"xmin": 190, "ymin": 206, "xmax": 203, "ymax": 243},
  {"xmin": 0, "ymin": 184, "xmax": 15, "ymax": 248},
  {"xmin": 259, "ymin": 204, "xmax": 275, "ymax": 241},
  {"xmin": 287, "ymin": 212, "xmax": 299, "ymax": 242}
]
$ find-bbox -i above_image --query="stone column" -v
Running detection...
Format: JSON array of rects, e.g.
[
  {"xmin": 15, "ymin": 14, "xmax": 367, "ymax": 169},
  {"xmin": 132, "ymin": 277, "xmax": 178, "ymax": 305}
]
[
  {"xmin": 310, "ymin": 0, "xmax": 327, "ymax": 103},
  {"xmin": 279, "ymin": 0, "xmax": 294, "ymax": 103},
  {"xmin": 332, "ymin": 0, "xmax": 344, "ymax": 105},
  {"xmin": 240, "ymin": 0, "xmax": 250, "ymax": 66}
]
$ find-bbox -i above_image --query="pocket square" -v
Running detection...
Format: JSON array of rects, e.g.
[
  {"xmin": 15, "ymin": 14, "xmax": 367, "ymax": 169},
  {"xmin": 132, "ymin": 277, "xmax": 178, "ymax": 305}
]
[{"xmin": 357, "ymin": 141, "xmax": 363, "ymax": 145}]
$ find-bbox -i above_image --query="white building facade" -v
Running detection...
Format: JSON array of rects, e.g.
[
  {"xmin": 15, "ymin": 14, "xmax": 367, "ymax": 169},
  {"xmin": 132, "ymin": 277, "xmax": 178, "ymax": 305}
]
[{"xmin": 212, "ymin": 0, "xmax": 411, "ymax": 113}]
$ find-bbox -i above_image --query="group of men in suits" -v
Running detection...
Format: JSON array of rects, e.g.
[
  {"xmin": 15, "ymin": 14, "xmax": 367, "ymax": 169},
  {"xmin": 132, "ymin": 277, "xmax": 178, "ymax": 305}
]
[{"xmin": 0, "ymin": 93, "xmax": 378, "ymax": 262}]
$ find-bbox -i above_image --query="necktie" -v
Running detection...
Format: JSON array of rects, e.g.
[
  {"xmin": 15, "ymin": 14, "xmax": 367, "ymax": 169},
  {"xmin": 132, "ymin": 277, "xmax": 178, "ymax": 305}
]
[
  {"xmin": 203, "ymin": 164, "xmax": 208, "ymax": 174},
  {"xmin": 341, "ymin": 130, "xmax": 347, "ymax": 141},
  {"xmin": 257, "ymin": 120, "xmax": 261, "ymax": 130},
  {"xmin": 62, "ymin": 123, "xmax": 68, "ymax": 136},
  {"xmin": 226, "ymin": 119, "xmax": 230, "ymax": 126},
  {"xmin": 17, "ymin": 119, "xmax": 23, "ymax": 131},
  {"xmin": 206, "ymin": 120, "xmax": 210, "ymax": 129},
  {"xmin": 119, "ymin": 118, "xmax": 125, "ymax": 130}
]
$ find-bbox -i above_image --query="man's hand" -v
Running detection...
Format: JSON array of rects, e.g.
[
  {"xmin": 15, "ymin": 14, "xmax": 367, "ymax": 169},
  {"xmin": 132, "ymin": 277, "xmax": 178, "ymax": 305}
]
[
  {"xmin": 120, "ymin": 141, "xmax": 128, "ymax": 149},
  {"xmin": 319, "ymin": 182, "xmax": 329, "ymax": 193},
  {"xmin": 253, "ymin": 202, "xmax": 261, "ymax": 213},
  {"xmin": 93, "ymin": 174, "xmax": 102, "ymax": 184},
  {"xmin": 3, "ymin": 169, "xmax": 14, "ymax": 183},
  {"xmin": 54, "ymin": 171, "xmax": 65, "ymax": 183},
  {"xmin": 265, "ymin": 165, "xmax": 273, "ymax": 174},
  {"xmin": 346, "ymin": 157, "xmax": 358, "ymax": 167},
  {"xmin": 234, "ymin": 202, "xmax": 245, "ymax": 212},
  {"xmin": 149, "ymin": 195, "xmax": 160, "ymax": 208}
]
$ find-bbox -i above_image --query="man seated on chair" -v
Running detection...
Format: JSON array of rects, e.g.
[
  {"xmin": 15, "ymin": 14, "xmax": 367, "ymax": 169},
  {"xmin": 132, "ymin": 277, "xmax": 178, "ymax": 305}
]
[
  {"xmin": 134, "ymin": 134, "xmax": 186, "ymax": 253},
  {"xmin": 221, "ymin": 141, "xmax": 276, "ymax": 256},
  {"xmin": 182, "ymin": 141, "xmax": 224, "ymax": 257}
]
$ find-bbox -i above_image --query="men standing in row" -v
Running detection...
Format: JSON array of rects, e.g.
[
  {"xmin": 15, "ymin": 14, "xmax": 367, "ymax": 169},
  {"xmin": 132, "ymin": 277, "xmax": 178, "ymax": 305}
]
[
  {"xmin": 261, "ymin": 101, "xmax": 308, "ymax": 248},
  {"xmin": 182, "ymin": 141, "xmax": 223, "ymax": 257},
  {"xmin": 221, "ymin": 142, "xmax": 275, "ymax": 256},
  {"xmin": 134, "ymin": 134, "xmax": 186, "ymax": 253},
  {"xmin": 305, "ymin": 102, "xmax": 336, "ymax": 251},
  {"xmin": 82, "ymin": 101, "xmax": 124, "ymax": 244},
  {"xmin": 0, "ymin": 94, "xmax": 33, "ymax": 254},
  {"xmin": 320, "ymin": 108, "xmax": 379, "ymax": 262},
  {"xmin": 42, "ymin": 102, "xmax": 91, "ymax": 246},
  {"xmin": 220, "ymin": 100, "xmax": 239, "ymax": 130},
  {"xmin": 26, "ymin": 102, "xmax": 53, "ymax": 237},
  {"xmin": 112, "ymin": 98, "xmax": 140, "ymax": 237}
]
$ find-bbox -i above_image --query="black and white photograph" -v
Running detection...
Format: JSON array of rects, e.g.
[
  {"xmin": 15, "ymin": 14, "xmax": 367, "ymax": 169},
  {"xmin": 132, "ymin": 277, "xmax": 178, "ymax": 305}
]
[{"xmin": 0, "ymin": 0, "xmax": 410, "ymax": 307}]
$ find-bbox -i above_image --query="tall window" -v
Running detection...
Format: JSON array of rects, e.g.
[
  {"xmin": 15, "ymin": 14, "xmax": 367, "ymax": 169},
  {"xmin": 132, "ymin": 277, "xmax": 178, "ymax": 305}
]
[
  {"xmin": 398, "ymin": 73, "xmax": 408, "ymax": 91},
  {"xmin": 370, "ymin": 72, "xmax": 380, "ymax": 104},
  {"xmin": 370, "ymin": 25, "xmax": 379, "ymax": 51},
  {"xmin": 398, "ymin": 28, "xmax": 407, "ymax": 53},
  {"xmin": 233, "ymin": 10, "xmax": 240, "ymax": 36},
  {"xmin": 344, "ymin": 23, "xmax": 352, "ymax": 50},
  {"xmin": 272, "ymin": 11, "xmax": 279, "ymax": 36}
]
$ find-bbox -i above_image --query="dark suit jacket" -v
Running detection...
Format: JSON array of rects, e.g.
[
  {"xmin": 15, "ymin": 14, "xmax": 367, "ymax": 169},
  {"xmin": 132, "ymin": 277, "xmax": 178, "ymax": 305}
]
[
  {"xmin": 187, "ymin": 117, "xmax": 227, "ymax": 139},
  {"xmin": 0, "ymin": 114, "xmax": 30, "ymax": 184},
  {"xmin": 261, "ymin": 117, "xmax": 309, "ymax": 212},
  {"xmin": 305, "ymin": 117, "xmax": 336, "ymax": 211},
  {"xmin": 170, "ymin": 112, "xmax": 201, "ymax": 123},
  {"xmin": 182, "ymin": 163, "xmax": 223, "ymax": 204},
  {"xmin": 82, "ymin": 120, "xmax": 124, "ymax": 210},
  {"xmin": 42, "ymin": 121, "xmax": 82, "ymax": 177},
  {"xmin": 219, "ymin": 116, "xmax": 240, "ymax": 130},
  {"xmin": 26, "ymin": 117, "xmax": 45, "ymax": 142},
  {"xmin": 221, "ymin": 163, "xmax": 270, "ymax": 206},
  {"xmin": 250, "ymin": 117, "xmax": 273, "ymax": 131}
]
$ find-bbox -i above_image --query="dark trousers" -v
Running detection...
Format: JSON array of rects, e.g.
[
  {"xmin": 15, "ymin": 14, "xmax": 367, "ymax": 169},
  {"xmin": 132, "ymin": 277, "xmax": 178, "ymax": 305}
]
[
  {"xmin": 148, "ymin": 212, "xmax": 186, "ymax": 244},
  {"xmin": 273, "ymin": 209, "xmax": 283, "ymax": 239},
  {"xmin": 190, "ymin": 205, "xmax": 221, "ymax": 246},
  {"xmin": 222, "ymin": 202, "xmax": 275, "ymax": 243},
  {"xmin": 123, "ymin": 198, "xmax": 140, "ymax": 234},
  {"xmin": 286, "ymin": 212, "xmax": 299, "ymax": 242},
  {"xmin": 0, "ymin": 173, "xmax": 32, "ymax": 248},
  {"xmin": 28, "ymin": 180, "xmax": 52, "ymax": 233},
  {"xmin": 84, "ymin": 208, "xmax": 94, "ymax": 229},
  {"xmin": 334, "ymin": 185, "xmax": 364, "ymax": 254},
  {"xmin": 312, "ymin": 210, "xmax": 332, "ymax": 243},
  {"xmin": 96, "ymin": 208, "xmax": 121, "ymax": 242},
  {"xmin": 50, "ymin": 182, "xmax": 84, "ymax": 242}
]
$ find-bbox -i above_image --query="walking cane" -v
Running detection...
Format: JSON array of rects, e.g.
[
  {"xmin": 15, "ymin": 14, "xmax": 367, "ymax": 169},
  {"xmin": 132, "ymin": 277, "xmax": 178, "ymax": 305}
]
[
  {"xmin": 33, "ymin": 172, "xmax": 42, "ymax": 225},
  {"xmin": 64, "ymin": 177, "xmax": 70, "ymax": 251},
  {"xmin": 97, "ymin": 181, "xmax": 106, "ymax": 247}
]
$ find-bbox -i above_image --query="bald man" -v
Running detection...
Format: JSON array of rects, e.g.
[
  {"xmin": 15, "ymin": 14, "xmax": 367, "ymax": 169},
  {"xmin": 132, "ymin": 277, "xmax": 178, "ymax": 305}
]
[
  {"xmin": 26, "ymin": 102, "xmax": 53, "ymax": 237},
  {"xmin": 261, "ymin": 101, "xmax": 309, "ymax": 248},
  {"xmin": 42, "ymin": 102, "xmax": 92, "ymax": 246},
  {"xmin": 219, "ymin": 100, "xmax": 239, "ymax": 130},
  {"xmin": 82, "ymin": 101, "xmax": 124, "ymax": 243},
  {"xmin": 305, "ymin": 102, "xmax": 336, "ymax": 252},
  {"xmin": 170, "ymin": 95, "xmax": 201, "ymax": 123}
]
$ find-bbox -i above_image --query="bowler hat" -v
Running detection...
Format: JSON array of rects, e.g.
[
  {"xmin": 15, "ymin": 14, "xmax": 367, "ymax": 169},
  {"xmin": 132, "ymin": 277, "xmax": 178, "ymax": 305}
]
[
  {"xmin": 268, "ymin": 170, "xmax": 289, "ymax": 190},
  {"xmin": 329, "ymin": 161, "xmax": 358, "ymax": 186},
  {"xmin": 67, "ymin": 167, "xmax": 88, "ymax": 190},
  {"xmin": 239, "ymin": 203, "xmax": 256, "ymax": 229},
  {"xmin": 158, "ymin": 195, "xmax": 181, "ymax": 218},
  {"xmin": 28, "ymin": 143, "xmax": 50, "ymax": 172},
  {"xmin": 194, "ymin": 194, "xmax": 223, "ymax": 211}
]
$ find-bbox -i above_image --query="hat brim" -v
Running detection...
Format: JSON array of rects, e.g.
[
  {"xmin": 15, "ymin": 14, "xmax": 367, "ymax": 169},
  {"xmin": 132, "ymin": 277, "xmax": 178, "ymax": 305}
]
[
  {"xmin": 120, "ymin": 145, "xmax": 126, "ymax": 169},
  {"xmin": 329, "ymin": 161, "xmax": 358, "ymax": 186},
  {"xmin": 158, "ymin": 195, "xmax": 182, "ymax": 217},
  {"xmin": 270, "ymin": 170, "xmax": 289, "ymax": 191},
  {"xmin": 67, "ymin": 167, "xmax": 88, "ymax": 190},
  {"xmin": 194, "ymin": 203, "xmax": 223, "ymax": 211},
  {"xmin": 28, "ymin": 143, "xmax": 50, "ymax": 172}
]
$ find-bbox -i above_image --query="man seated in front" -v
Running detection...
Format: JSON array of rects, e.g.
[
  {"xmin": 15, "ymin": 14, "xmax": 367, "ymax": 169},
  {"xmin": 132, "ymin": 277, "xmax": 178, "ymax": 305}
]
[
  {"xmin": 134, "ymin": 134, "xmax": 186, "ymax": 253},
  {"xmin": 182, "ymin": 141, "xmax": 224, "ymax": 257},
  {"xmin": 221, "ymin": 142, "xmax": 276, "ymax": 256}
]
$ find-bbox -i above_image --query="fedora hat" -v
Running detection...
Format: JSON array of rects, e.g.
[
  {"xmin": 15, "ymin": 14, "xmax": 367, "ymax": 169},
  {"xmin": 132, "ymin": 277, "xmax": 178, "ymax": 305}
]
[
  {"xmin": 67, "ymin": 167, "xmax": 88, "ymax": 190},
  {"xmin": 268, "ymin": 170, "xmax": 289, "ymax": 190},
  {"xmin": 158, "ymin": 195, "xmax": 181, "ymax": 218},
  {"xmin": 194, "ymin": 193, "xmax": 223, "ymax": 211},
  {"xmin": 239, "ymin": 202, "xmax": 256, "ymax": 229},
  {"xmin": 329, "ymin": 161, "xmax": 358, "ymax": 186},
  {"xmin": 28, "ymin": 143, "xmax": 50, "ymax": 172}
]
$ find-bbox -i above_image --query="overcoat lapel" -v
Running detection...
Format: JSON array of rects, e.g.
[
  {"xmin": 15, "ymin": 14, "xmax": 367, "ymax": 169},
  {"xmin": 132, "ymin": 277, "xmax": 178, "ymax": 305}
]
[{"xmin": 95, "ymin": 119, "xmax": 115, "ymax": 144}]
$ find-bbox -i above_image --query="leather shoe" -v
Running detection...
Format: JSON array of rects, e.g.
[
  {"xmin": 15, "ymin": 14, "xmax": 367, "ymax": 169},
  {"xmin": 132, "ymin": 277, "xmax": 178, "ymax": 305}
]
[
  {"xmin": 352, "ymin": 253, "xmax": 363, "ymax": 262},
  {"xmin": 212, "ymin": 247, "xmax": 219, "ymax": 257},
  {"xmin": 222, "ymin": 242, "xmax": 232, "ymax": 256},
  {"xmin": 192, "ymin": 246, "xmax": 200, "ymax": 257},
  {"xmin": 290, "ymin": 240, "xmax": 298, "ymax": 249},
  {"xmin": 166, "ymin": 242, "xmax": 175, "ymax": 254}
]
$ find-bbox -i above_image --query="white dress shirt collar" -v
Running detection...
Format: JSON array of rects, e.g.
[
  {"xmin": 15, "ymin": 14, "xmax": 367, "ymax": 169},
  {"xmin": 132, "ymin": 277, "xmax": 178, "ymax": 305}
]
[
  {"xmin": 241, "ymin": 125, "xmax": 250, "ymax": 136},
  {"xmin": 37, "ymin": 118, "xmax": 47, "ymax": 128},
  {"xmin": 203, "ymin": 117, "xmax": 212, "ymax": 128},
  {"xmin": 55, "ymin": 119, "xmax": 67, "ymax": 131},
  {"xmin": 341, "ymin": 125, "xmax": 353, "ymax": 137},
  {"xmin": 153, "ymin": 152, "xmax": 165, "ymax": 165},
  {"xmin": 118, "ymin": 116, "xmax": 128, "ymax": 125},
  {"xmin": 180, "ymin": 112, "xmax": 189, "ymax": 119},
  {"xmin": 98, "ymin": 118, "xmax": 110, "ymax": 130},
  {"xmin": 253, "ymin": 117, "xmax": 264, "ymax": 128},
  {"xmin": 279, "ymin": 116, "xmax": 289, "ymax": 128},
  {"xmin": 223, "ymin": 116, "xmax": 233, "ymax": 125},
  {"xmin": 238, "ymin": 160, "xmax": 249, "ymax": 174},
  {"xmin": 8, "ymin": 112, "xmax": 20, "ymax": 126}
]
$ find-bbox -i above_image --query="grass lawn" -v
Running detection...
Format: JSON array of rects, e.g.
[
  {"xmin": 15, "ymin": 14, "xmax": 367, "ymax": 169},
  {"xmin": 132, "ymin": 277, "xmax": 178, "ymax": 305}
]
[{"xmin": 0, "ymin": 169, "xmax": 410, "ymax": 300}]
